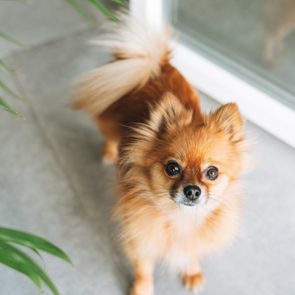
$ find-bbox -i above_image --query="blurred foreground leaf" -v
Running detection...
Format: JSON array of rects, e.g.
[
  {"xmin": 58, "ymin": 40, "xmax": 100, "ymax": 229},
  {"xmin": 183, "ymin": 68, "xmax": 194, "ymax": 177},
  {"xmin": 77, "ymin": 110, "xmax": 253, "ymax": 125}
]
[
  {"xmin": 0, "ymin": 228, "xmax": 71, "ymax": 263},
  {"xmin": 87, "ymin": 0, "xmax": 118, "ymax": 21},
  {"xmin": 65, "ymin": 0, "xmax": 95, "ymax": 25},
  {"xmin": 0, "ymin": 58, "xmax": 15, "ymax": 73},
  {"xmin": 0, "ymin": 227, "xmax": 72, "ymax": 295},
  {"xmin": 0, "ymin": 31, "xmax": 24, "ymax": 47},
  {"xmin": 0, "ymin": 96, "xmax": 19, "ymax": 115},
  {"xmin": 0, "ymin": 79, "xmax": 22, "ymax": 100},
  {"xmin": 0, "ymin": 241, "xmax": 59, "ymax": 295}
]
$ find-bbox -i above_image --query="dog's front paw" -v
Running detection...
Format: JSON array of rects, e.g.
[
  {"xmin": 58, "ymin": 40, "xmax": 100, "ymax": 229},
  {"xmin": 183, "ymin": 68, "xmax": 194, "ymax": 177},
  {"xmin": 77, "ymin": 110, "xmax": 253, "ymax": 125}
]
[
  {"xmin": 102, "ymin": 141, "xmax": 118, "ymax": 165},
  {"xmin": 181, "ymin": 272, "xmax": 204, "ymax": 293},
  {"xmin": 129, "ymin": 286, "xmax": 153, "ymax": 295},
  {"xmin": 129, "ymin": 281, "xmax": 153, "ymax": 295}
]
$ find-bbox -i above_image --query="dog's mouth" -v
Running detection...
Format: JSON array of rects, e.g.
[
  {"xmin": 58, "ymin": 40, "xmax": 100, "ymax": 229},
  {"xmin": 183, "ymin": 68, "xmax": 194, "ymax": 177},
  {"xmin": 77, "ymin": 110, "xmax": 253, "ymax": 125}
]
[
  {"xmin": 170, "ymin": 194, "xmax": 201, "ymax": 207},
  {"xmin": 170, "ymin": 192, "xmax": 205, "ymax": 207},
  {"xmin": 180, "ymin": 200, "xmax": 198, "ymax": 207}
]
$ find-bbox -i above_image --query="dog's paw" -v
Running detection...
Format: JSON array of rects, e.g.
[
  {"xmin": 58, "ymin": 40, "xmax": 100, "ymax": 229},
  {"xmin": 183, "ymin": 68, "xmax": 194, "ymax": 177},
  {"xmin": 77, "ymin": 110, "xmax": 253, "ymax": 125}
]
[
  {"xmin": 181, "ymin": 272, "xmax": 204, "ymax": 293},
  {"xmin": 102, "ymin": 142, "xmax": 118, "ymax": 165},
  {"xmin": 102, "ymin": 152, "xmax": 116, "ymax": 165},
  {"xmin": 129, "ymin": 286, "xmax": 152, "ymax": 295}
]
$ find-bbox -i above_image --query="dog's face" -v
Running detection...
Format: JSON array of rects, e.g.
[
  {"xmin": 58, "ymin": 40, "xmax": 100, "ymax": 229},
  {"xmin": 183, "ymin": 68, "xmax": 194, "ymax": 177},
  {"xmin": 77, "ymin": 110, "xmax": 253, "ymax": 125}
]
[
  {"xmin": 125, "ymin": 93, "xmax": 246, "ymax": 209},
  {"xmin": 149, "ymin": 124, "xmax": 244, "ymax": 208}
]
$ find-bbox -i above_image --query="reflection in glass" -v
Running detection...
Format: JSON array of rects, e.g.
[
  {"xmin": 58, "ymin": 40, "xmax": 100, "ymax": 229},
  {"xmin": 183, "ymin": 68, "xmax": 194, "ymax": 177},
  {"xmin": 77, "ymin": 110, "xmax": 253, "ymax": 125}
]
[{"xmin": 171, "ymin": 0, "xmax": 295, "ymax": 109}]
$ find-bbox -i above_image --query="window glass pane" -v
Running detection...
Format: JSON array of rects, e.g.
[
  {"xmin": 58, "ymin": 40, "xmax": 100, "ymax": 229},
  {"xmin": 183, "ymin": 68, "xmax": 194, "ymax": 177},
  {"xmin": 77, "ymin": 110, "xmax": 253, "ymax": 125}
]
[{"xmin": 170, "ymin": 0, "xmax": 295, "ymax": 110}]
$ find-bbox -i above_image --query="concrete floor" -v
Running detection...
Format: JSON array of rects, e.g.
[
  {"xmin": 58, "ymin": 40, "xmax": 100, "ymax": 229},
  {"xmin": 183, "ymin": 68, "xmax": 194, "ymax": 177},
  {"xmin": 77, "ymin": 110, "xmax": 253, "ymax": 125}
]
[{"xmin": 1, "ymin": 1, "xmax": 295, "ymax": 295}]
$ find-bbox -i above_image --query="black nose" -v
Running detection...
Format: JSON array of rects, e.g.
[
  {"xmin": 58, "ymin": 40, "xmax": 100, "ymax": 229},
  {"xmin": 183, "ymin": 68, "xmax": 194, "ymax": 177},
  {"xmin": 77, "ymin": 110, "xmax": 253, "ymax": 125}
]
[{"xmin": 183, "ymin": 185, "xmax": 201, "ymax": 201}]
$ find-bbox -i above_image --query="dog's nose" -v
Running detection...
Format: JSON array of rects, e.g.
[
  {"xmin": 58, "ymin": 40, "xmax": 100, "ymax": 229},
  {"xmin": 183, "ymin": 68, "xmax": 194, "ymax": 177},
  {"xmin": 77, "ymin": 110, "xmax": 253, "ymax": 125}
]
[{"xmin": 183, "ymin": 185, "xmax": 201, "ymax": 201}]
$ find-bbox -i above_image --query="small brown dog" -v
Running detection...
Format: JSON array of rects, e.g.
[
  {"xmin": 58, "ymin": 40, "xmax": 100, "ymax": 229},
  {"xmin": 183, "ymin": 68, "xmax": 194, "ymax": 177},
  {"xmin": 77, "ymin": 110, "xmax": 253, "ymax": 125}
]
[{"xmin": 75, "ymin": 16, "xmax": 247, "ymax": 295}]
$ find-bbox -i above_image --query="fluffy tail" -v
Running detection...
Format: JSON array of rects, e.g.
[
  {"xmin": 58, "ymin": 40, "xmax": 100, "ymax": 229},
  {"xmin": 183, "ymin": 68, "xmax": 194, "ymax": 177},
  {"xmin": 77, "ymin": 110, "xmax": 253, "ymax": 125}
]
[{"xmin": 74, "ymin": 16, "xmax": 171, "ymax": 116}]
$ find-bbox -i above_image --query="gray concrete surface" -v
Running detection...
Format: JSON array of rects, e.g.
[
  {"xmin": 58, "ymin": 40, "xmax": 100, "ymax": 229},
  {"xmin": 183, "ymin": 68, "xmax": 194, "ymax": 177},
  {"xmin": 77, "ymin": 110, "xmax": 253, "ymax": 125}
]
[{"xmin": 0, "ymin": 2, "xmax": 295, "ymax": 295}]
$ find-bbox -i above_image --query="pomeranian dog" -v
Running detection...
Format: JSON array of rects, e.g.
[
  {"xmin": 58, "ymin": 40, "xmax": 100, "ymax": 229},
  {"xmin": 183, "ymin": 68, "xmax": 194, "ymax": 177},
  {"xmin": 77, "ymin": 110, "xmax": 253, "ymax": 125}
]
[{"xmin": 74, "ymin": 16, "xmax": 247, "ymax": 295}]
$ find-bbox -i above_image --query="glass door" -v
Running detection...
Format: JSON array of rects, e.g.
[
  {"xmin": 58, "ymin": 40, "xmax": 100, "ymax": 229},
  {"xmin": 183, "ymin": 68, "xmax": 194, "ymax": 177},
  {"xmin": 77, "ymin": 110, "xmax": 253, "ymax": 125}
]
[{"xmin": 169, "ymin": 0, "xmax": 295, "ymax": 110}]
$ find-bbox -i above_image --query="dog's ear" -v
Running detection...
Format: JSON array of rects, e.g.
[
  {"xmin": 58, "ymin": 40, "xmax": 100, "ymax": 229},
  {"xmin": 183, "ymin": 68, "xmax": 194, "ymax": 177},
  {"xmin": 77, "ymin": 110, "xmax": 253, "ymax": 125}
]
[
  {"xmin": 148, "ymin": 92, "xmax": 193, "ymax": 138},
  {"xmin": 210, "ymin": 103, "xmax": 244, "ymax": 142}
]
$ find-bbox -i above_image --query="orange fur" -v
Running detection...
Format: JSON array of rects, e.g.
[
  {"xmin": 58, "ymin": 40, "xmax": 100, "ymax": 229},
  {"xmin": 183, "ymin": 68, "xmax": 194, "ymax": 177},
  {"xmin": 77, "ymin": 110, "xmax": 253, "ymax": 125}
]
[{"xmin": 75, "ymin": 17, "xmax": 247, "ymax": 295}]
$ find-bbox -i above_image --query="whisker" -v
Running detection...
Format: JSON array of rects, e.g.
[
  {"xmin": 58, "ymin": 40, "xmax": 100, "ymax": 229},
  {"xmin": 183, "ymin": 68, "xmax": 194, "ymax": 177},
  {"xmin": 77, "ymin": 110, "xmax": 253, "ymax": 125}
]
[
  {"xmin": 208, "ymin": 195, "xmax": 221, "ymax": 202},
  {"xmin": 208, "ymin": 194, "xmax": 234, "ymax": 211}
]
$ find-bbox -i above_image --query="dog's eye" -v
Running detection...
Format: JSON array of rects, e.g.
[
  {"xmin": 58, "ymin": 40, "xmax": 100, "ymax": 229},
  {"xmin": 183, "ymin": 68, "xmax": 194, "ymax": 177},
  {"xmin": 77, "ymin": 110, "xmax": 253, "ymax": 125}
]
[
  {"xmin": 205, "ymin": 166, "xmax": 219, "ymax": 180},
  {"xmin": 165, "ymin": 161, "xmax": 181, "ymax": 177}
]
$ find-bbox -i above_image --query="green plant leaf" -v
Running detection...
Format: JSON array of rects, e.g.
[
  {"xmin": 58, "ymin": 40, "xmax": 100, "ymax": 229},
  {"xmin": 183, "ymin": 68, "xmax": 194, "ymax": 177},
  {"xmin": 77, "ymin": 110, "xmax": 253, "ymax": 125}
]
[
  {"xmin": 0, "ymin": 246, "xmax": 43, "ymax": 290},
  {"xmin": 0, "ymin": 258, "xmax": 43, "ymax": 290},
  {"xmin": 0, "ymin": 240, "xmax": 59, "ymax": 295},
  {"xmin": 0, "ymin": 58, "xmax": 15, "ymax": 73},
  {"xmin": 0, "ymin": 31, "xmax": 24, "ymax": 47},
  {"xmin": 0, "ymin": 0, "xmax": 33, "ymax": 3},
  {"xmin": 0, "ymin": 227, "xmax": 71, "ymax": 264},
  {"xmin": 0, "ymin": 79, "xmax": 22, "ymax": 100},
  {"xmin": 111, "ymin": 0, "xmax": 125, "ymax": 5},
  {"xmin": 87, "ymin": 0, "xmax": 118, "ymax": 21},
  {"xmin": 0, "ymin": 96, "xmax": 19, "ymax": 115},
  {"xmin": 64, "ymin": 0, "xmax": 95, "ymax": 25},
  {"xmin": 28, "ymin": 246, "xmax": 43, "ymax": 260}
]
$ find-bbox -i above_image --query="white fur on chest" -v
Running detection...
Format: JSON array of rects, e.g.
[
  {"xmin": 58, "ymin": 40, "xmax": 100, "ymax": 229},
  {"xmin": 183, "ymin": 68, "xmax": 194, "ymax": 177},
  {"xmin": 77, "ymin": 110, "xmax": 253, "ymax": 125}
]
[{"xmin": 162, "ymin": 206, "xmax": 204, "ymax": 272}]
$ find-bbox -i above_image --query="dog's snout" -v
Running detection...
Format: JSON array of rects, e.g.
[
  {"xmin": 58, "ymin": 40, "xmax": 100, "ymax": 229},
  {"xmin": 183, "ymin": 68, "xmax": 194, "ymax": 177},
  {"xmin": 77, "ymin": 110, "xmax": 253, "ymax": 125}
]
[{"xmin": 183, "ymin": 185, "xmax": 201, "ymax": 201}]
